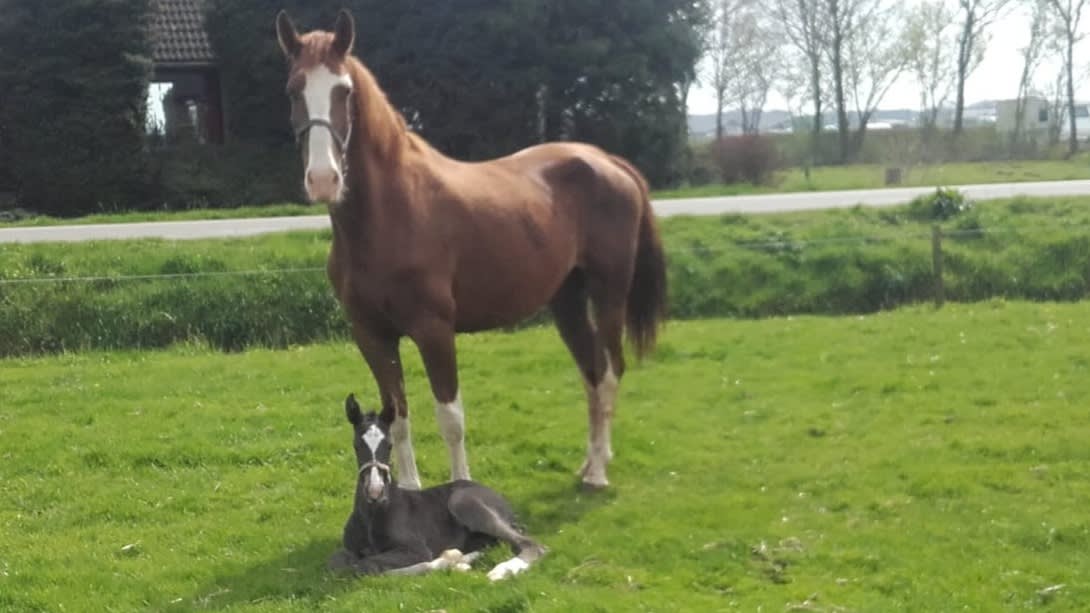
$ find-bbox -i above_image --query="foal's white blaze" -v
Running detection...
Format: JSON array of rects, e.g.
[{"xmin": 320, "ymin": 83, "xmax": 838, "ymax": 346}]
[
  {"xmin": 362, "ymin": 424, "xmax": 384, "ymax": 454},
  {"xmin": 366, "ymin": 465, "xmax": 383, "ymax": 499},
  {"xmin": 301, "ymin": 64, "xmax": 351, "ymax": 203},
  {"xmin": 390, "ymin": 414, "xmax": 422, "ymax": 490},
  {"xmin": 436, "ymin": 392, "xmax": 470, "ymax": 481}
]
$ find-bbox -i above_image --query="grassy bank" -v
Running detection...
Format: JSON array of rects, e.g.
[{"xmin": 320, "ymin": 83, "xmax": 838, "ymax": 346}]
[
  {"xmin": 3, "ymin": 194, "xmax": 1090, "ymax": 356},
  {"xmin": 3, "ymin": 302, "xmax": 1089, "ymax": 611},
  {"xmin": 655, "ymin": 157, "xmax": 1090, "ymax": 199}
]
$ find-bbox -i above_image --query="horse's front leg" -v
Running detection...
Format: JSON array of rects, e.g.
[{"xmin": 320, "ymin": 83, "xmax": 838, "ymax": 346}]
[
  {"xmin": 411, "ymin": 317, "xmax": 471, "ymax": 482},
  {"xmin": 350, "ymin": 322, "xmax": 422, "ymax": 490}
]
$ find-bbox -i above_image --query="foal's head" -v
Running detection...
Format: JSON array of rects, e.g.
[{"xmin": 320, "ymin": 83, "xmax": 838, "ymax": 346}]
[
  {"xmin": 344, "ymin": 393, "xmax": 394, "ymax": 505},
  {"xmin": 275, "ymin": 9, "xmax": 357, "ymax": 205}
]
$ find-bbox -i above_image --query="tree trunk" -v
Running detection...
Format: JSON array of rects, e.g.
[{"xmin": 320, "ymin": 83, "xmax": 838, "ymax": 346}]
[
  {"xmin": 1066, "ymin": 36, "xmax": 1078, "ymax": 156},
  {"xmin": 952, "ymin": 13, "xmax": 974, "ymax": 136},
  {"xmin": 715, "ymin": 88, "xmax": 725, "ymax": 141},
  {"xmin": 830, "ymin": 26, "xmax": 850, "ymax": 163},
  {"xmin": 809, "ymin": 51, "xmax": 823, "ymax": 160}
]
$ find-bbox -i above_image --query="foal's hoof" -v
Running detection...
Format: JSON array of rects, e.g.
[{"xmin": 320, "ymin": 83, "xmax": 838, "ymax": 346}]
[{"xmin": 487, "ymin": 557, "xmax": 530, "ymax": 582}]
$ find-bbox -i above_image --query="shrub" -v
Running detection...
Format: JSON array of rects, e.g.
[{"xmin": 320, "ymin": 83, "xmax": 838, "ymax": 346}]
[
  {"xmin": 0, "ymin": 0, "xmax": 155, "ymax": 216},
  {"xmin": 712, "ymin": 134, "xmax": 782, "ymax": 185},
  {"xmin": 907, "ymin": 187, "xmax": 974, "ymax": 222}
]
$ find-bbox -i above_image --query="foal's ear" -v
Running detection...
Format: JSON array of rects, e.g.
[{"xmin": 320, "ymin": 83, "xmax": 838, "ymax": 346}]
[
  {"xmin": 275, "ymin": 10, "xmax": 302, "ymax": 59},
  {"xmin": 331, "ymin": 9, "xmax": 355, "ymax": 57},
  {"xmin": 344, "ymin": 393, "xmax": 363, "ymax": 426}
]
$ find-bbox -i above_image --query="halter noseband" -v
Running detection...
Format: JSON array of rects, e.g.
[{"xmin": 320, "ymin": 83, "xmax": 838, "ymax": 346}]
[
  {"xmin": 359, "ymin": 459, "xmax": 390, "ymax": 476},
  {"xmin": 294, "ymin": 118, "xmax": 351, "ymax": 154}
]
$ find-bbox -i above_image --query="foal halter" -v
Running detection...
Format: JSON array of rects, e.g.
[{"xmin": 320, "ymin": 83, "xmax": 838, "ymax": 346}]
[{"xmin": 359, "ymin": 459, "xmax": 390, "ymax": 476}]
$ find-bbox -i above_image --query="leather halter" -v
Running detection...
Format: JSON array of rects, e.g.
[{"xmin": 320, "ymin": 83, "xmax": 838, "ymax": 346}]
[{"xmin": 294, "ymin": 117, "xmax": 351, "ymax": 153}]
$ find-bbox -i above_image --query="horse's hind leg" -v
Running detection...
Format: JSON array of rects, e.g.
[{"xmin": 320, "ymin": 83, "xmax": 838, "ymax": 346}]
[
  {"xmin": 549, "ymin": 271, "xmax": 615, "ymax": 488},
  {"xmin": 447, "ymin": 488, "xmax": 547, "ymax": 581}
]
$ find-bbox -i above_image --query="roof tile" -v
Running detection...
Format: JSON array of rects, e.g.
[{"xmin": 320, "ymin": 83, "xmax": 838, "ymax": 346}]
[{"xmin": 152, "ymin": 0, "xmax": 215, "ymax": 65}]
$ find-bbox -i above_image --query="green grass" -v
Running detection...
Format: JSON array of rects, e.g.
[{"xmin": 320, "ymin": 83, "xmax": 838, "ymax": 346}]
[
  {"xmin": 654, "ymin": 157, "xmax": 1090, "ymax": 199},
  {"xmin": 3, "ymin": 301, "xmax": 1090, "ymax": 611},
  {"xmin": 0, "ymin": 203, "xmax": 318, "ymax": 227},
  {"xmin": 4, "ymin": 158, "xmax": 1090, "ymax": 227},
  {"xmin": 7, "ymin": 193, "xmax": 1090, "ymax": 357}
]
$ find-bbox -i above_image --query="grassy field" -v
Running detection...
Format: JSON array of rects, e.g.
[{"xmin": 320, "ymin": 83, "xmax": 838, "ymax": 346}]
[
  {"xmin": 3, "ymin": 301, "xmax": 1090, "ymax": 611},
  {"xmin": 654, "ymin": 157, "xmax": 1090, "ymax": 199},
  {"xmin": 3, "ymin": 158, "xmax": 1090, "ymax": 227}
]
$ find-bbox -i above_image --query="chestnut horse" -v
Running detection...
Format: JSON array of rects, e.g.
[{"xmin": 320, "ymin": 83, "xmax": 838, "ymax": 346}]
[{"xmin": 275, "ymin": 9, "xmax": 667, "ymax": 490}]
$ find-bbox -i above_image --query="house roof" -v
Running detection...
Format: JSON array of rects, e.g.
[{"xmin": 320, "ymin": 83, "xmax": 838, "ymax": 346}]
[{"xmin": 152, "ymin": 0, "xmax": 215, "ymax": 66}]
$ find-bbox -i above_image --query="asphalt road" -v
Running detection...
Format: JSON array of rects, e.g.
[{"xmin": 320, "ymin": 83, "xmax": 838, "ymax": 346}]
[{"xmin": 4, "ymin": 179, "xmax": 1090, "ymax": 244}]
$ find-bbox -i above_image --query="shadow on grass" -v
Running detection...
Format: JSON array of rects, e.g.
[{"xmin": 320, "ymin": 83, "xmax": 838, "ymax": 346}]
[
  {"xmin": 517, "ymin": 474, "xmax": 618, "ymax": 536},
  {"xmin": 171, "ymin": 537, "xmax": 351, "ymax": 611}
]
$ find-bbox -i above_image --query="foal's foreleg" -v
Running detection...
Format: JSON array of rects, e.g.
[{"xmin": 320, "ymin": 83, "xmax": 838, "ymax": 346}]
[
  {"xmin": 412, "ymin": 319, "xmax": 471, "ymax": 482},
  {"xmin": 352, "ymin": 324, "xmax": 422, "ymax": 490}
]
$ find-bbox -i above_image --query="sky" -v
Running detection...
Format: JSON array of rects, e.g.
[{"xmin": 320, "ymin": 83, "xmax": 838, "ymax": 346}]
[{"xmin": 686, "ymin": 0, "xmax": 1090, "ymax": 116}]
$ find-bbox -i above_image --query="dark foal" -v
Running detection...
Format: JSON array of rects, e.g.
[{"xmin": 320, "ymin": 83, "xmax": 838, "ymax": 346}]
[{"xmin": 328, "ymin": 394, "xmax": 546, "ymax": 581}]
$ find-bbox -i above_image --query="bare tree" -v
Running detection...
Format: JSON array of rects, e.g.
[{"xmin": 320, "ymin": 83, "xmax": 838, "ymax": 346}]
[
  {"xmin": 952, "ymin": 0, "xmax": 1011, "ymax": 135},
  {"xmin": 1013, "ymin": 0, "xmax": 1054, "ymax": 146},
  {"xmin": 820, "ymin": 0, "xmax": 909, "ymax": 162},
  {"xmin": 772, "ymin": 0, "xmax": 825, "ymax": 139},
  {"xmin": 905, "ymin": 1, "xmax": 958, "ymax": 134},
  {"xmin": 819, "ymin": 0, "xmax": 856, "ymax": 162},
  {"xmin": 1047, "ymin": 0, "xmax": 1088, "ymax": 155},
  {"xmin": 730, "ymin": 8, "xmax": 779, "ymax": 133},
  {"xmin": 706, "ymin": 0, "xmax": 741, "ymax": 140},
  {"xmin": 844, "ymin": 3, "xmax": 910, "ymax": 155}
]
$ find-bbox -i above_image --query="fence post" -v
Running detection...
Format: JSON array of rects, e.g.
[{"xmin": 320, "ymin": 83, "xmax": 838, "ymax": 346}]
[{"xmin": 931, "ymin": 224, "xmax": 944, "ymax": 308}]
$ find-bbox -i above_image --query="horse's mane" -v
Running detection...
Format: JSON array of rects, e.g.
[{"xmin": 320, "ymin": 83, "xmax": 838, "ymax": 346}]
[{"xmin": 343, "ymin": 56, "xmax": 428, "ymax": 161}]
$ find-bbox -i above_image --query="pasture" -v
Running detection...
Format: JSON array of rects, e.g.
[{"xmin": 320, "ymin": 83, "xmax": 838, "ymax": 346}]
[{"xmin": 3, "ymin": 301, "xmax": 1089, "ymax": 611}]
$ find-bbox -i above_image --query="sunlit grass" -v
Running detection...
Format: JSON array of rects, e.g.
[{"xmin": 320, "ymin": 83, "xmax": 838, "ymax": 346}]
[{"xmin": 3, "ymin": 301, "xmax": 1090, "ymax": 610}]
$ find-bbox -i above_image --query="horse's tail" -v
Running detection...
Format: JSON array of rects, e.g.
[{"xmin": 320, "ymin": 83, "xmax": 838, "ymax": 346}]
[{"xmin": 609, "ymin": 155, "xmax": 667, "ymax": 360}]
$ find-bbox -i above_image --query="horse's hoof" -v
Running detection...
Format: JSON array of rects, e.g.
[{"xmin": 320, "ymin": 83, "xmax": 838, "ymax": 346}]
[{"xmin": 580, "ymin": 478, "xmax": 609, "ymax": 492}]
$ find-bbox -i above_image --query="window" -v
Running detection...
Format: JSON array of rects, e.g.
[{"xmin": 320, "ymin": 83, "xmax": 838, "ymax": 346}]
[{"xmin": 1039, "ymin": 108, "xmax": 1049, "ymax": 123}]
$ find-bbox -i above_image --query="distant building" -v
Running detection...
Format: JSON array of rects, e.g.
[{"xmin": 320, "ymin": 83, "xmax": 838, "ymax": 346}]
[
  {"xmin": 995, "ymin": 97, "xmax": 1090, "ymax": 139},
  {"xmin": 147, "ymin": 0, "xmax": 225, "ymax": 145}
]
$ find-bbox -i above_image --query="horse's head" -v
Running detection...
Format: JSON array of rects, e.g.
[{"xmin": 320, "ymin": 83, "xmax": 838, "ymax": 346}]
[
  {"xmin": 275, "ymin": 9, "xmax": 356, "ymax": 205},
  {"xmin": 344, "ymin": 393, "xmax": 394, "ymax": 506}
]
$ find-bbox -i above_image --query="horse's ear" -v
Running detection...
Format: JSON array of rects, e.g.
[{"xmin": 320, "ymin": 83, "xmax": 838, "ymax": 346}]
[
  {"xmin": 276, "ymin": 10, "xmax": 302, "ymax": 59},
  {"xmin": 331, "ymin": 8, "xmax": 355, "ymax": 57},
  {"xmin": 344, "ymin": 393, "xmax": 362, "ymax": 426}
]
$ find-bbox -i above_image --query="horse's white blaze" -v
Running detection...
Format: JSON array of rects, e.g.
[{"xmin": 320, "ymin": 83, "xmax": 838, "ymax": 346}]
[
  {"xmin": 390, "ymin": 414, "xmax": 422, "ymax": 490},
  {"xmin": 436, "ymin": 392, "xmax": 470, "ymax": 481},
  {"xmin": 362, "ymin": 424, "xmax": 384, "ymax": 454},
  {"xmin": 301, "ymin": 64, "xmax": 351, "ymax": 201},
  {"xmin": 487, "ymin": 556, "xmax": 530, "ymax": 582}
]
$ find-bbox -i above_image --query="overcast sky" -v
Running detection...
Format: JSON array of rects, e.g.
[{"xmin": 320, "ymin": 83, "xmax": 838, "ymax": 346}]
[{"xmin": 687, "ymin": 0, "xmax": 1090, "ymax": 115}]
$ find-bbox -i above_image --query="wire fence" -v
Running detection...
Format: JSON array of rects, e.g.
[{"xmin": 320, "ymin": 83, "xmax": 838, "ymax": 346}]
[{"xmin": 0, "ymin": 218, "xmax": 1086, "ymax": 287}]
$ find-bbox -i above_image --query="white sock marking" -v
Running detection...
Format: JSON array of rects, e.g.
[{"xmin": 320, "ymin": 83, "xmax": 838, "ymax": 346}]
[
  {"xmin": 389, "ymin": 414, "xmax": 421, "ymax": 490},
  {"xmin": 581, "ymin": 353, "xmax": 618, "ymax": 487},
  {"xmin": 436, "ymin": 392, "xmax": 470, "ymax": 481}
]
